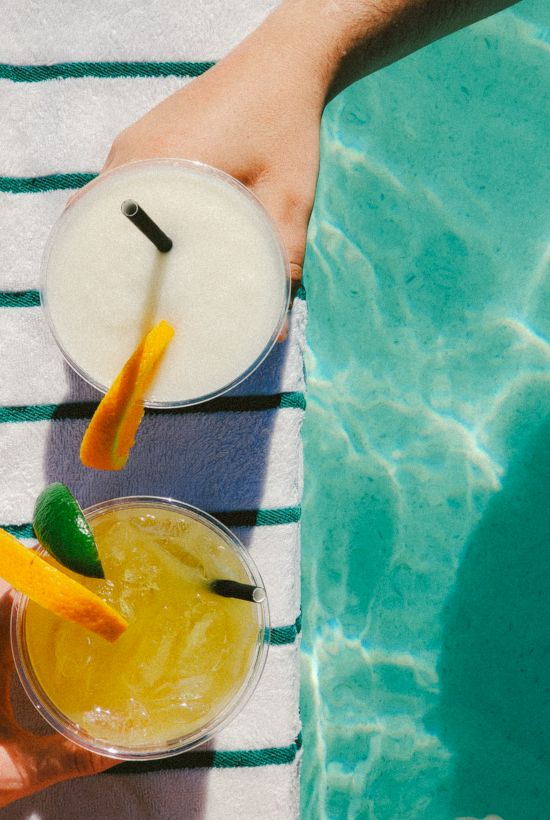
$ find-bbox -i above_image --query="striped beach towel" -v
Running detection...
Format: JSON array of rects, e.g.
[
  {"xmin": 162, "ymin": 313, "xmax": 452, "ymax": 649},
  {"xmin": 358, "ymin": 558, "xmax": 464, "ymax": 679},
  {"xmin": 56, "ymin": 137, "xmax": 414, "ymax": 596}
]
[{"xmin": 0, "ymin": 2, "xmax": 304, "ymax": 817}]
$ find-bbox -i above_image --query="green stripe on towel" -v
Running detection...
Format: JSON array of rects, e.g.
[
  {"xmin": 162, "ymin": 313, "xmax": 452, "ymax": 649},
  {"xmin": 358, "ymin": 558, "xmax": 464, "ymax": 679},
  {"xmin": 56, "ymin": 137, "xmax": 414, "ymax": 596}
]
[
  {"xmin": 0, "ymin": 393, "xmax": 305, "ymax": 423},
  {"xmin": 0, "ymin": 61, "xmax": 214, "ymax": 83},
  {"xmin": 1, "ymin": 523, "xmax": 35, "ymax": 539},
  {"xmin": 0, "ymin": 286, "xmax": 304, "ymax": 306},
  {"xmin": 110, "ymin": 733, "xmax": 302, "ymax": 773},
  {"xmin": 256, "ymin": 506, "xmax": 301, "ymax": 526},
  {"xmin": 0, "ymin": 172, "xmax": 97, "ymax": 193},
  {"xmin": 269, "ymin": 613, "xmax": 302, "ymax": 646},
  {"xmin": 0, "ymin": 169, "xmax": 306, "ymax": 305},
  {"xmin": 222, "ymin": 506, "xmax": 302, "ymax": 528},
  {"xmin": 0, "ymin": 290, "xmax": 40, "ymax": 307},
  {"xmin": 2, "ymin": 519, "xmax": 301, "ymax": 646},
  {"xmin": 2, "ymin": 507, "xmax": 301, "ymax": 540}
]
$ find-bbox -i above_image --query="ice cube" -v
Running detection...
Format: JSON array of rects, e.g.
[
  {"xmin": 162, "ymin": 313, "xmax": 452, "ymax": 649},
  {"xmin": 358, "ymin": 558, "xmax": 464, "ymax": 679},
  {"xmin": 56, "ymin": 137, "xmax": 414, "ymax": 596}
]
[{"xmin": 82, "ymin": 699, "xmax": 150, "ymax": 742}]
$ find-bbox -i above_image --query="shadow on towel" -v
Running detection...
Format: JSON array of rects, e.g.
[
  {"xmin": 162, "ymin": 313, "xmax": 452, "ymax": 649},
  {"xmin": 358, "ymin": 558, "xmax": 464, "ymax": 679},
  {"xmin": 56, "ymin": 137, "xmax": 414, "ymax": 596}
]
[{"xmin": 12, "ymin": 327, "xmax": 296, "ymax": 819}]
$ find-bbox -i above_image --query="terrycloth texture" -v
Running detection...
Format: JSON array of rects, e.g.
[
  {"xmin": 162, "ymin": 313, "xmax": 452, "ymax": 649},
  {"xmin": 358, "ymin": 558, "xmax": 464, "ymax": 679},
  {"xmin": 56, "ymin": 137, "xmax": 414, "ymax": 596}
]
[{"xmin": 0, "ymin": 2, "xmax": 304, "ymax": 818}]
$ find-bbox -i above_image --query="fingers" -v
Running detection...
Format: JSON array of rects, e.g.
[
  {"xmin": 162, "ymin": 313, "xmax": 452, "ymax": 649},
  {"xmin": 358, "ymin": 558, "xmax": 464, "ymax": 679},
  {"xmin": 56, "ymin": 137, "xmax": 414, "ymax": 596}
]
[
  {"xmin": 35, "ymin": 734, "xmax": 116, "ymax": 789},
  {"xmin": 251, "ymin": 176, "xmax": 309, "ymax": 343},
  {"xmin": 276, "ymin": 262, "xmax": 304, "ymax": 342},
  {"xmin": 251, "ymin": 177, "xmax": 310, "ymax": 272},
  {"xmin": 57, "ymin": 737, "xmax": 117, "ymax": 779},
  {"xmin": 0, "ymin": 734, "xmax": 117, "ymax": 807},
  {"xmin": 290, "ymin": 262, "xmax": 303, "ymax": 293},
  {"xmin": 277, "ymin": 317, "xmax": 289, "ymax": 342}
]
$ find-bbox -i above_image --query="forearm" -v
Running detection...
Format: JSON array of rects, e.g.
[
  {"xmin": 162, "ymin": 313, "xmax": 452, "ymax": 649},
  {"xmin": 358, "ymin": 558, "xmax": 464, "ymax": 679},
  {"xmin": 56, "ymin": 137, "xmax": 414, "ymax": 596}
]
[{"xmin": 242, "ymin": 0, "xmax": 520, "ymax": 101}]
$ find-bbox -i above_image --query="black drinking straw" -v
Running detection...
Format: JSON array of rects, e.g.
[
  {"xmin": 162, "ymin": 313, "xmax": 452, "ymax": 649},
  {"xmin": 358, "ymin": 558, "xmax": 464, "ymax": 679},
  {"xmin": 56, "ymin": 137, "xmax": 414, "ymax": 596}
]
[
  {"xmin": 210, "ymin": 580, "xmax": 266, "ymax": 603},
  {"xmin": 121, "ymin": 199, "xmax": 173, "ymax": 253}
]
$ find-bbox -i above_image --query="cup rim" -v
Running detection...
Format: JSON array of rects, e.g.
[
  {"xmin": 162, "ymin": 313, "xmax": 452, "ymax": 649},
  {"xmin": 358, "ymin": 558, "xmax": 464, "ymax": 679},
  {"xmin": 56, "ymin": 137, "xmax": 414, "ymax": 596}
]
[
  {"xmin": 40, "ymin": 157, "xmax": 291, "ymax": 409},
  {"xmin": 10, "ymin": 495, "xmax": 270, "ymax": 760}
]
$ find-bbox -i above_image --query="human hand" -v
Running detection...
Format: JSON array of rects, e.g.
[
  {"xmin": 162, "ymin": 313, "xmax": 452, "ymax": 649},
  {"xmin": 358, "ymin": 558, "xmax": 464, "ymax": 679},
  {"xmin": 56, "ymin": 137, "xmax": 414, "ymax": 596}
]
[
  {"xmin": 101, "ymin": 4, "xmax": 332, "ymax": 292},
  {"xmin": 100, "ymin": 0, "xmax": 518, "ymax": 295},
  {"xmin": 0, "ymin": 582, "xmax": 115, "ymax": 809}
]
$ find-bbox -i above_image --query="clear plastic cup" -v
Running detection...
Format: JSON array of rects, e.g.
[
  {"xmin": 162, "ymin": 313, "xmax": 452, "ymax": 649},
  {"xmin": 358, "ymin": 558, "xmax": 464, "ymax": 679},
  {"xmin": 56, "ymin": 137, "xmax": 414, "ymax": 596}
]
[
  {"xmin": 11, "ymin": 496, "xmax": 270, "ymax": 760},
  {"xmin": 41, "ymin": 159, "xmax": 290, "ymax": 408}
]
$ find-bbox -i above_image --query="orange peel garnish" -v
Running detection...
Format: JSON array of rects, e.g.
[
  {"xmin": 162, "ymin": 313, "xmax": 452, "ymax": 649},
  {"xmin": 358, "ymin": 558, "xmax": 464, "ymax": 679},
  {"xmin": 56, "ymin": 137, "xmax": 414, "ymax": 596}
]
[
  {"xmin": 80, "ymin": 319, "xmax": 175, "ymax": 471},
  {"xmin": 0, "ymin": 527, "xmax": 127, "ymax": 642}
]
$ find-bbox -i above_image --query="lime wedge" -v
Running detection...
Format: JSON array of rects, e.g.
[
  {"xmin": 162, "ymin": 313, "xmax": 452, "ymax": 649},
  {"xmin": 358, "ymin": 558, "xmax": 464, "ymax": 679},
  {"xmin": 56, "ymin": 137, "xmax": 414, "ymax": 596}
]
[{"xmin": 33, "ymin": 483, "xmax": 104, "ymax": 579}]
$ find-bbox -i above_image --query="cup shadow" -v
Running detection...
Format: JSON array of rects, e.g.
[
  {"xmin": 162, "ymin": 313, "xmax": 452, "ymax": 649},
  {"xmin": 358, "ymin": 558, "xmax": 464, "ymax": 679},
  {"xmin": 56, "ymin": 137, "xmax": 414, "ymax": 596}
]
[
  {"xmin": 430, "ymin": 391, "xmax": 550, "ymax": 819},
  {"xmin": 8, "ymin": 318, "xmax": 297, "ymax": 819}
]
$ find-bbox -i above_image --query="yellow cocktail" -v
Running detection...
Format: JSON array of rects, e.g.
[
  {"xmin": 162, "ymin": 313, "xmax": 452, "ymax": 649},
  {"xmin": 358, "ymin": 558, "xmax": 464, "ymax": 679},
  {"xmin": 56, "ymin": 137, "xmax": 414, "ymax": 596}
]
[{"xmin": 11, "ymin": 497, "xmax": 269, "ymax": 759}]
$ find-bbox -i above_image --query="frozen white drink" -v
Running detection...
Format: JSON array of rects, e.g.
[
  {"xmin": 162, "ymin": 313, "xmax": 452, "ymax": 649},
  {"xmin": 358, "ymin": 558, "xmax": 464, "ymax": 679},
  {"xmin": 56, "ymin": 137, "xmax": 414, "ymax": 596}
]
[{"xmin": 43, "ymin": 160, "xmax": 289, "ymax": 406}]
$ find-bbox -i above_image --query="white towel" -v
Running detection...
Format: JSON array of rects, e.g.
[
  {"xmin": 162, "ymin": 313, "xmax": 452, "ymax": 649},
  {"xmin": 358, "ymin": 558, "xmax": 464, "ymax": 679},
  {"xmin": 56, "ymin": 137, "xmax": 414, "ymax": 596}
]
[{"xmin": 0, "ymin": 2, "xmax": 304, "ymax": 817}]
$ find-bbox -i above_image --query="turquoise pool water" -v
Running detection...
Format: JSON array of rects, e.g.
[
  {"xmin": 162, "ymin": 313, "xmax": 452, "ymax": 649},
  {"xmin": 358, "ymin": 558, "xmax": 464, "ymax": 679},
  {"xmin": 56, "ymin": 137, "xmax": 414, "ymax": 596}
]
[{"xmin": 300, "ymin": 2, "xmax": 549, "ymax": 818}]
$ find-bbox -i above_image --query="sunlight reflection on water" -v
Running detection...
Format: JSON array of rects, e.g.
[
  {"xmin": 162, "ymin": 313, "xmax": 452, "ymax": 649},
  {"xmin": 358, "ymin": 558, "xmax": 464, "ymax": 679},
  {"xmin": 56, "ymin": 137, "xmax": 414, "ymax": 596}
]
[{"xmin": 300, "ymin": 2, "xmax": 550, "ymax": 817}]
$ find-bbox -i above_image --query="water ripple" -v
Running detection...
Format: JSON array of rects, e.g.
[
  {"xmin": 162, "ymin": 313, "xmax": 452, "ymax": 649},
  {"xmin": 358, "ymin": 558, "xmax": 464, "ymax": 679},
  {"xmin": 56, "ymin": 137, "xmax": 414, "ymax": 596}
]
[{"xmin": 301, "ymin": 1, "xmax": 550, "ymax": 816}]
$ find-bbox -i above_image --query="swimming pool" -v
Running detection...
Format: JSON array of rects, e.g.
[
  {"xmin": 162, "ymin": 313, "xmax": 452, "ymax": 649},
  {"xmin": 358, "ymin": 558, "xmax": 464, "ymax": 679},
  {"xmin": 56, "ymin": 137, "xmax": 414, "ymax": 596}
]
[{"xmin": 300, "ymin": 1, "xmax": 549, "ymax": 817}]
